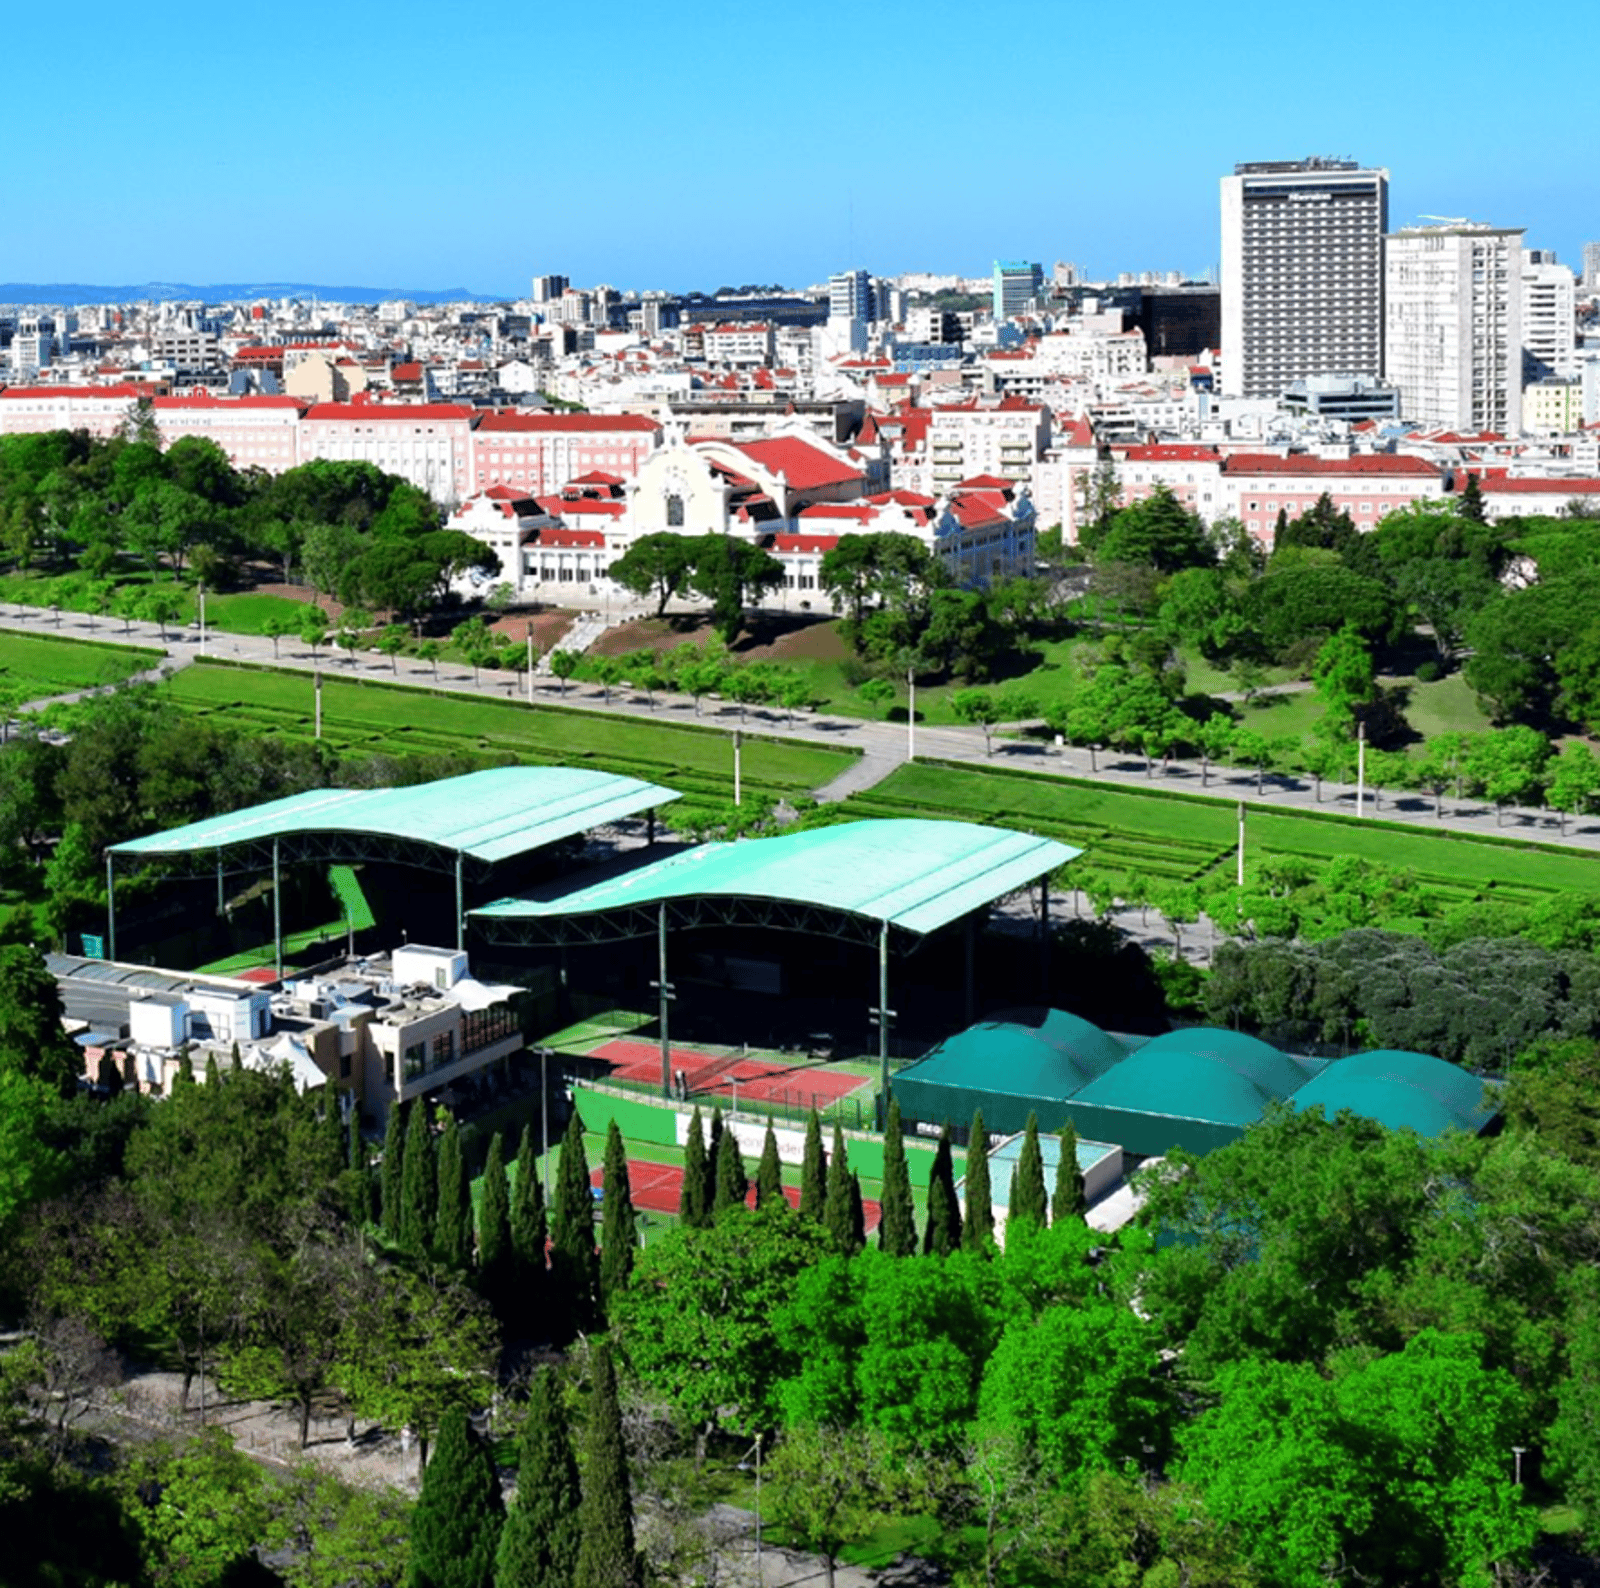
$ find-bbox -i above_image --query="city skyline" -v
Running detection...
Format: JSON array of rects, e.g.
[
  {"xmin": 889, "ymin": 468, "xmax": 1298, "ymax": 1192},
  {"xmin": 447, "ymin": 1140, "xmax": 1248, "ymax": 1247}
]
[{"xmin": 4, "ymin": 0, "xmax": 1594, "ymax": 295}]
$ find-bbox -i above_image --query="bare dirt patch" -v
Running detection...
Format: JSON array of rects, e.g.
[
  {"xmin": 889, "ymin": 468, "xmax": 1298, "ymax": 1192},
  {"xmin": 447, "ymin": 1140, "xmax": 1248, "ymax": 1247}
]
[
  {"xmin": 485, "ymin": 609, "xmax": 575, "ymax": 651},
  {"xmin": 590, "ymin": 612, "xmax": 845, "ymax": 662}
]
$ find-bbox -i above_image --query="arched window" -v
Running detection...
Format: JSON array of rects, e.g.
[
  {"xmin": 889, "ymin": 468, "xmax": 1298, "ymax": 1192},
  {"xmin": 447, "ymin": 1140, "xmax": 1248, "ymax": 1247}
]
[{"xmin": 666, "ymin": 493, "xmax": 685, "ymax": 528}]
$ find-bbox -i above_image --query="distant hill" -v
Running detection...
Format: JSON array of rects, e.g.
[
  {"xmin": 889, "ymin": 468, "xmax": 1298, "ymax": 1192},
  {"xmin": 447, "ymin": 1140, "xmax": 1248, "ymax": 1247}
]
[{"xmin": 0, "ymin": 283, "xmax": 500, "ymax": 307}]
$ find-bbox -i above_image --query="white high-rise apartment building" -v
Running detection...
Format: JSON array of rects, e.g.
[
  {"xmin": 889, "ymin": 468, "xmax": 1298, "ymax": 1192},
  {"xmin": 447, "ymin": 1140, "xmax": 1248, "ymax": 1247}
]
[
  {"xmin": 1384, "ymin": 222, "xmax": 1524, "ymax": 434},
  {"xmin": 1220, "ymin": 158, "xmax": 1389, "ymax": 398},
  {"xmin": 1521, "ymin": 250, "xmax": 1577, "ymax": 380}
]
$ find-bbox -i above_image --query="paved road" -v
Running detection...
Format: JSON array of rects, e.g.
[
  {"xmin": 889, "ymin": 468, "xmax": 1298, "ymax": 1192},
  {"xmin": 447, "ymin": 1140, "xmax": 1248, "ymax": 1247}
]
[{"xmin": 6, "ymin": 600, "xmax": 1600, "ymax": 857}]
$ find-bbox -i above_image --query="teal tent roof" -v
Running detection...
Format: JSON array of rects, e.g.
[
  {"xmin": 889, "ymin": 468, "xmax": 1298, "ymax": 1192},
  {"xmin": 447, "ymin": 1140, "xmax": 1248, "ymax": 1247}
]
[
  {"xmin": 1291, "ymin": 1049, "xmax": 1494, "ymax": 1138},
  {"xmin": 110, "ymin": 767, "xmax": 678, "ymax": 865},
  {"xmin": 473, "ymin": 818, "xmax": 1078, "ymax": 937},
  {"xmin": 1071, "ymin": 1027, "xmax": 1320, "ymax": 1128},
  {"xmin": 904, "ymin": 1012, "xmax": 1125, "ymax": 1099}
]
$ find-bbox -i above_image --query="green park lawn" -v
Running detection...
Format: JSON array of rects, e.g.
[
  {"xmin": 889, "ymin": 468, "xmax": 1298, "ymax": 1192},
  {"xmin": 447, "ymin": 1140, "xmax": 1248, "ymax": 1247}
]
[
  {"xmin": 162, "ymin": 661, "xmax": 855, "ymax": 802},
  {"xmin": 0, "ymin": 628, "xmax": 156, "ymax": 698},
  {"xmin": 849, "ymin": 760, "xmax": 1600, "ymax": 905}
]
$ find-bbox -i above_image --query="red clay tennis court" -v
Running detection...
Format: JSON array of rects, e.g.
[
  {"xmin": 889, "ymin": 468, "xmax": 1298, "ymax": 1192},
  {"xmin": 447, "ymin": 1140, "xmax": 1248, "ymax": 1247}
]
[
  {"xmin": 591, "ymin": 1038, "xmax": 869, "ymax": 1110},
  {"xmin": 593, "ymin": 1158, "xmax": 880, "ymax": 1230}
]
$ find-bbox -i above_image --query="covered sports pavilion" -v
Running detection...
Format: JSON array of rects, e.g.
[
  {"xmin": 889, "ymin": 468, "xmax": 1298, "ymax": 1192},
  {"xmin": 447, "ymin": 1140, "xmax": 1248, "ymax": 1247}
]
[
  {"xmin": 470, "ymin": 817, "xmax": 1080, "ymax": 1112},
  {"xmin": 105, "ymin": 767, "xmax": 680, "ymax": 971}
]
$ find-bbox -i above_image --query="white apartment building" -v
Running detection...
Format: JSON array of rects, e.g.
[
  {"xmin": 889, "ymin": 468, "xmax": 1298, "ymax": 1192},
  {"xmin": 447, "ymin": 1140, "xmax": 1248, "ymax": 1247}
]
[
  {"xmin": 1220, "ymin": 158, "xmax": 1389, "ymax": 398},
  {"xmin": 1521, "ymin": 250, "xmax": 1577, "ymax": 381},
  {"xmin": 1384, "ymin": 222, "xmax": 1523, "ymax": 435},
  {"xmin": 926, "ymin": 399, "xmax": 1051, "ymax": 493}
]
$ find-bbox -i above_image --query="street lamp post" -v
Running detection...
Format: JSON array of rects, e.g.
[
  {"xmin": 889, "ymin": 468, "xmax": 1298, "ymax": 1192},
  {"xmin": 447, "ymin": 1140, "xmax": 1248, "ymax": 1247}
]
[
  {"xmin": 733, "ymin": 729, "xmax": 743, "ymax": 807},
  {"xmin": 536, "ymin": 1045, "xmax": 554, "ymax": 1204},
  {"xmin": 1356, "ymin": 720, "xmax": 1367, "ymax": 818},
  {"xmin": 198, "ymin": 582, "xmax": 207, "ymax": 656}
]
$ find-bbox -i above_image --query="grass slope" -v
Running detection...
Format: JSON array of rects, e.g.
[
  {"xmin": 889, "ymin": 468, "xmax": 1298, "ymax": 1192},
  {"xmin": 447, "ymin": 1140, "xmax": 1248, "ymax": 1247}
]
[
  {"xmin": 0, "ymin": 629, "xmax": 156, "ymax": 696},
  {"xmin": 163, "ymin": 661, "xmax": 855, "ymax": 800}
]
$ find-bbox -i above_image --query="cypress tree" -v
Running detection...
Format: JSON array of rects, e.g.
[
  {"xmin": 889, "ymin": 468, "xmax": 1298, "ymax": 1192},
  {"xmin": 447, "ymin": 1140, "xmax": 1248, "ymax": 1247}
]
[
  {"xmin": 923, "ymin": 1125, "xmax": 962, "ymax": 1257},
  {"xmin": 703, "ymin": 1105, "xmax": 724, "ymax": 1211},
  {"xmin": 823, "ymin": 1124, "xmax": 856, "ymax": 1253},
  {"xmin": 204, "ymin": 1053, "xmax": 222, "ymax": 1089},
  {"xmin": 400, "ymin": 1101, "xmax": 436, "ymax": 1256},
  {"xmin": 551, "ymin": 1112, "xmax": 598, "ymax": 1336},
  {"xmin": 1053, "ymin": 1119, "xmax": 1087, "ymax": 1223},
  {"xmin": 713, "ymin": 1120, "xmax": 747, "ymax": 1214},
  {"xmin": 380, "ymin": 1101, "xmax": 405, "ymax": 1239},
  {"xmin": 849, "ymin": 1170, "xmax": 866, "ymax": 1253},
  {"xmin": 679, "ymin": 1108, "xmax": 710, "ymax": 1229},
  {"xmin": 755, "ymin": 1120, "xmax": 786, "ymax": 1211},
  {"xmin": 322, "ymin": 1088, "xmax": 344, "ymax": 1179},
  {"xmin": 435, "ymin": 1113, "xmax": 472, "ymax": 1269},
  {"xmin": 1010, "ymin": 1112, "xmax": 1048, "ymax": 1231},
  {"xmin": 230, "ymin": 1039, "xmax": 242, "ymax": 1072},
  {"xmin": 798, "ymin": 1109, "xmax": 826, "ymax": 1222},
  {"xmin": 509, "ymin": 1125, "xmax": 548, "ymax": 1323},
  {"xmin": 176, "ymin": 1049, "xmax": 196, "ymax": 1088},
  {"xmin": 407, "ymin": 1404, "xmax": 503, "ymax": 1588},
  {"xmin": 962, "ymin": 1108, "xmax": 994, "ymax": 1252},
  {"xmin": 495, "ymin": 1367, "xmax": 581, "ymax": 1588},
  {"xmin": 347, "ymin": 1109, "xmax": 374, "ymax": 1228},
  {"xmin": 573, "ymin": 1343, "xmax": 641, "ymax": 1588},
  {"xmin": 478, "ymin": 1133, "xmax": 512, "ymax": 1300},
  {"xmin": 599, "ymin": 1120, "xmax": 636, "ymax": 1313},
  {"xmin": 877, "ymin": 1095, "xmax": 917, "ymax": 1256}
]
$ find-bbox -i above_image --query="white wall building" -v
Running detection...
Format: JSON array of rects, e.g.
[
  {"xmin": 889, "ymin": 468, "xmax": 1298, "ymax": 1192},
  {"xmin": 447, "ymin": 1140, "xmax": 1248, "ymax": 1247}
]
[
  {"xmin": 1521, "ymin": 250, "xmax": 1577, "ymax": 381},
  {"xmin": 1220, "ymin": 158, "xmax": 1389, "ymax": 398},
  {"xmin": 1384, "ymin": 222, "xmax": 1524, "ymax": 435}
]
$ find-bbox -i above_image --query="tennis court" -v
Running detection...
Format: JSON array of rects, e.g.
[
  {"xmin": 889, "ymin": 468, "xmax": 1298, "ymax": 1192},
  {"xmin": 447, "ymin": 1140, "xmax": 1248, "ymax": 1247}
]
[
  {"xmin": 591, "ymin": 1038, "xmax": 870, "ymax": 1111},
  {"xmin": 594, "ymin": 1157, "xmax": 881, "ymax": 1229}
]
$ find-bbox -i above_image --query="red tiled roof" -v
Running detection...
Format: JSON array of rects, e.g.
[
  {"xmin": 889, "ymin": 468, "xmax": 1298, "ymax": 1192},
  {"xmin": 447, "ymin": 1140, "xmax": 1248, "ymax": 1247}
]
[
  {"xmin": 477, "ymin": 412, "xmax": 660, "ymax": 433},
  {"xmin": 1481, "ymin": 476, "xmax": 1600, "ymax": 494},
  {"xmin": 1223, "ymin": 453, "xmax": 1441, "ymax": 478},
  {"xmin": 1117, "ymin": 444, "xmax": 1220, "ymax": 463},
  {"xmin": 727, "ymin": 437, "xmax": 865, "ymax": 490},
  {"xmin": 774, "ymin": 533, "xmax": 842, "ymax": 552},
  {"xmin": 797, "ymin": 503, "xmax": 876, "ymax": 521},
  {"xmin": 954, "ymin": 473, "xmax": 1015, "ymax": 491},
  {"xmin": 533, "ymin": 527, "xmax": 608, "ymax": 547},
  {"xmin": 948, "ymin": 491, "xmax": 1010, "ymax": 529},
  {"xmin": 391, "ymin": 362, "xmax": 423, "ymax": 380},
  {"xmin": 303, "ymin": 402, "xmax": 474, "ymax": 422},
  {"xmin": 567, "ymin": 471, "xmax": 625, "ymax": 486},
  {"xmin": 0, "ymin": 384, "xmax": 142, "ymax": 400},
  {"xmin": 153, "ymin": 394, "xmax": 307, "ymax": 410},
  {"xmin": 867, "ymin": 489, "xmax": 938, "ymax": 508},
  {"xmin": 549, "ymin": 498, "xmax": 625, "ymax": 518}
]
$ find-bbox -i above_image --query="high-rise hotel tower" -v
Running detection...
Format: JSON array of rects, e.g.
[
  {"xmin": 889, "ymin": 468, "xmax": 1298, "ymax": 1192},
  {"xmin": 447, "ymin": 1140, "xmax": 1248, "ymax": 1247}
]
[{"xmin": 1220, "ymin": 158, "xmax": 1389, "ymax": 398}]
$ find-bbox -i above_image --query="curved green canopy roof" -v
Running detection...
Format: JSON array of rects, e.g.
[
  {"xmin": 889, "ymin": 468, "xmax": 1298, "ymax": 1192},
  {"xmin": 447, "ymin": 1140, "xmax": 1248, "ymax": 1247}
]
[
  {"xmin": 109, "ymin": 767, "xmax": 679, "ymax": 867},
  {"xmin": 1292, "ymin": 1049, "xmax": 1493, "ymax": 1138},
  {"xmin": 907, "ymin": 1013, "xmax": 1126, "ymax": 1098},
  {"xmin": 1072, "ymin": 1027, "xmax": 1319, "ymax": 1127},
  {"xmin": 473, "ymin": 818, "xmax": 1079, "ymax": 938}
]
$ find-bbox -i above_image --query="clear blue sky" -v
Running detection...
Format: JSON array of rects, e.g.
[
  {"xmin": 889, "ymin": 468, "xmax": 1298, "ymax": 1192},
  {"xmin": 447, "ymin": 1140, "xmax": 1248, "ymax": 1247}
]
[{"xmin": 5, "ymin": 0, "xmax": 1593, "ymax": 295}]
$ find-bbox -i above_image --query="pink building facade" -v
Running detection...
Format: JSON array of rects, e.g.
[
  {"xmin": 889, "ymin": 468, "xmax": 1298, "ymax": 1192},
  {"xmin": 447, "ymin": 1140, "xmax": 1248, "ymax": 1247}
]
[
  {"xmin": 0, "ymin": 385, "xmax": 142, "ymax": 438},
  {"xmin": 153, "ymin": 394, "xmax": 307, "ymax": 472},
  {"xmin": 469, "ymin": 413, "xmax": 662, "ymax": 497},
  {"xmin": 1223, "ymin": 453, "xmax": 1446, "ymax": 542},
  {"xmin": 297, "ymin": 402, "xmax": 477, "ymax": 502}
]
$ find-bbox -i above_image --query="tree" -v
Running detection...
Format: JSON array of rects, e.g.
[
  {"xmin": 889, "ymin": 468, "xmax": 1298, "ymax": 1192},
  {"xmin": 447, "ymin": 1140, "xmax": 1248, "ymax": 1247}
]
[
  {"xmin": 923, "ymin": 1126, "xmax": 963, "ymax": 1256},
  {"xmin": 508, "ymin": 1125, "xmax": 548, "ymax": 1328},
  {"xmin": 1094, "ymin": 484, "xmax": 1215, "ymax": 572},
  {"xmin": 407, "ymin": 1405, "xmax": 503, "ymax": 1588},
  {"xmin": 0, "ymin": 944, "xmax": 82, "ymax": 1096},
  {"xmin": 1052, "ymin": 1121, "xmax": 1086, "ymax": 1222},
  {"xmin": 434, "ymin": 1113, "xmax": 471, "ymax": 1270},
  {"xmin": 962, "ymin": 1109, "xmax": 994, "ymax": 1251},
  {"xmin": 1467, "ymin": 726, "xmax": 1549, "ymax": 825},
  {"xmin": 756, "ymin": 1120, "xmax": 786, "ymax": 1211},
  {"xmin": 689, "ymin": 534, "xmax": 783, "ymax": 643},
  {"xmin": 495, "ymin": 1367, "xmax": 582, "ymax": 1588},
  {"xmin": 380, "ymin": 1102, "xmax": 405, "ymax": 1239},
  {"xmin": 819, "ymin": 532, "xmax": 940, "ymax": 640},
  {"xmin": 1310, "ymin": 623, "xmax": 1375, "ymax": 742},
  {"xmin": 476, "ymin": 1134, "xmax": 511, "ymax": 1301},
  {"xmin": 877, "ymin": 1097, "xmax": 917, "ymax": 1256},
  {"xmin": 376, "ymin": 623, "xmax": 409, "ymax": 673},
  {"xmin": 399, "ymin": 1102, "xmax": 436, "ymax": 1256},
  {"xmin": 551, "ymin": 1112, "xmax": 598, "ymax": 1337},
  {"xmin": 298, "ymin": 606, "xmax": 330, "ymax": 662},
  {"xmin": 1458, "ymin": 470, "xmax": 1487, "ymax": 523},
  {"xmin": 607, "ymin": 533, "xmax": 695, "ymax": 617},
  {"xmin": 799, "ymin": 1109, "xmax": 826, "ymax": 1222},
  {"xmin": 599, "ymin": 1120, "xmax": 636, "ymax": 1312},
  {"xmin": 549, "ymin": 649, "xmax": 580, "ymax": 696},
  {"xmin": 823, "ymin": 1123, "xmax": 857, "ymax": 1253},
  {"xmin": 1011, "ymin": 1113, "xmax": 1048, "ymax": 1232},
  {"xmin": 1546, "ymin": 740, "xmax": 1600, "ymax": 835},
  {"xmin": 952, "ymin": 688, "xmax": 1003, "ymax": 755},
  {"xmin": 678, "ymin": 1108, "xmax": 710, "ymax": 1229},
  {"xmin": 713, "ymin": 1118, "xmax": 747, "ymax": 1216},
  {"xmin": 767, "ymin": 1425, "xmax": 892, "ymax": 1588},
  {"xmin": 573, "ymin": 1343, "xmax": 641, "ymax": 1588}
]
